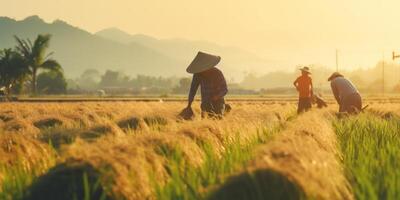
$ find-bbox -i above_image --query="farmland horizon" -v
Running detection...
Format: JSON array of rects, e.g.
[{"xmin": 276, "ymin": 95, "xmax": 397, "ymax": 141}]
[
  {"xmin": 1, "ymin": 14, "xmax": 400, "ymax": 94},
  {"xmin": 2, "ymin": 0, "xmax": 400, "ymax": 73},
  {"xmin": 3, "ymin": 14, "xmax": 400, "ymax": 72}
]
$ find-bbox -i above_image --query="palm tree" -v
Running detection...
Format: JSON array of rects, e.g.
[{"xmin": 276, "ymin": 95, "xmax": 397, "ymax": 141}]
[
  {"xmin": 14, "ymin": 34, "xmax": 61, "ymax": 94},
  {"xmin": 0, "ymin": 48, "xmax": 29, "ymax": 97}
]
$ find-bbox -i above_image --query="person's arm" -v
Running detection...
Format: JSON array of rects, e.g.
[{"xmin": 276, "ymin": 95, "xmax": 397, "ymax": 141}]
[
  {"xmin": 331, "ymin": 81, "xmax": 340, "ymax": 104},
  {"xmin": 188, "ymin": 74, "xmax": 200, "ymax": 107},
  {"xmin": 310, "ymin": 78, "xmax": 314, "ymax": 97},
  {"xmin": 293, "ymin": 78, "xmax": 299, "ymax": 90}
]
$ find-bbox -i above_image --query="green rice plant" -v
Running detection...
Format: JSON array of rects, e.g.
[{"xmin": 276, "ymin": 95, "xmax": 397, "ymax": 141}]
[
  {"xmin": 0, "ymin": 163, "xmax": 36, "ymax": 200},
  {"xmin": 81, "ymin": 172, "xmax": 109, "ymax": 200},
  {"xmin": 0, "ymin": 159, "xmax": 56, "ymax": 200},
  {"xmin": 0, "ymin": 141, "xmax": 57, "ymax": 200},
  {"xmin": 154, "ymin": 124, "xmax": 284, "ymax": 200},
  {"xmin": 333, "ymin": 114, "xmax": 400, "ymax": 200}
]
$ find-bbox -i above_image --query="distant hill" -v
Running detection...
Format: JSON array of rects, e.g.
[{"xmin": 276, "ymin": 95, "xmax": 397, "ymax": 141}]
[
  {"xmin": 0, "ymin": 16, "xmax": 274, "ymax": 79},
  {"xmin": 96, "ymin": 28, "xmax": 275, "ymax": 80},
  {"xmin": 0, "ymin": 16, "xmax": 183, "ymax": 78}
]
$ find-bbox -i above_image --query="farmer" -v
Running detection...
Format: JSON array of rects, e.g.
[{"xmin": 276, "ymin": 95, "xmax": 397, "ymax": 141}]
[
  {"xmin": 186, "ymin": 51, "xmax": 228, "ymax": 119},
  {"xmin": 293, "ymin": 67, "xmax": 313, "ymax": 114},
  {"xmin": 328, "ymin": 72, "xmax": 362, "ymax": 114}
]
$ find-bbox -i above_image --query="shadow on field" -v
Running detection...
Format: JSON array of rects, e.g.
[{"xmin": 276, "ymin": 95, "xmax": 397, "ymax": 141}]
[
  {"xmin": 143, "ymin": 115, "xmax": 168, "ymax": 127},
  {"xmin": 0, "ymin": 113, "xmax": 14, "ymax": 122},
  {"xmin": 208, "ymin": 169, "xmax": 305, "ymax": 200},
  {"xmin": 39, "ymin": 129, "xmax": 104, "ymax": 149},
  {"xmin": 38, "ymin": 123, "xmax": 124, "ymax": 149},
  {"xmin": 34, "ymin": 118, "xmax": 64, "ymax": 129},
  {"xmin": 24, "ymin": 161, "xmax": 111, "ymax": 200}
]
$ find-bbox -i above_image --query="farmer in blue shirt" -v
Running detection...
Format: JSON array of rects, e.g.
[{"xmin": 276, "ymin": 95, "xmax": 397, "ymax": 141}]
[
  {"xmin": 186, "ymin": 52, "xmax": 228, "ymax": 118},
  {"xmin": 328, "ymin": 72, "xmax": 362, "ymax": 113}
]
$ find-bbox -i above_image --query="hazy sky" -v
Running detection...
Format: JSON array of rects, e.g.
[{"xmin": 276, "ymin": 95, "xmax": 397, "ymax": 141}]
[{"xmin": 2, "ymin": 0, "xmax": 400, "ymax": 71}]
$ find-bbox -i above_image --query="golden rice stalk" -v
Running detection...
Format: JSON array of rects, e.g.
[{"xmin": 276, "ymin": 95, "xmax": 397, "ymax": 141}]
[{"xmin": 210, "ymin": 111, "xmax": 353, "ymax": 200}]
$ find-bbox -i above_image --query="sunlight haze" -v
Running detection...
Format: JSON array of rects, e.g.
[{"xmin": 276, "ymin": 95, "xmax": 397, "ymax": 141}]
[{"xmin": 2, "ymin": 0, "xmax": 400, "ymax": 70}]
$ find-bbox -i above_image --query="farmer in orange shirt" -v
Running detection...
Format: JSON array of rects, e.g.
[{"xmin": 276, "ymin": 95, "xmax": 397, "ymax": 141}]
[{"xmin": 293, "ymin": 67, "xmax": 313, "ymax": 114}]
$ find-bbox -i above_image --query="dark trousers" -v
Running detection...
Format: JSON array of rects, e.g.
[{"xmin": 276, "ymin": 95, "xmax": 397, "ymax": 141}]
[
  {"xmin": 201, "ymin": 99, "xmax": 225, "ymax": 119},
  {"xmin": 340, "ymin": 93, "xmax": 362, "ymax": 114},
  {"xmin": 297, "ymin": 97, "xmax": 312, "ymax": 114}
]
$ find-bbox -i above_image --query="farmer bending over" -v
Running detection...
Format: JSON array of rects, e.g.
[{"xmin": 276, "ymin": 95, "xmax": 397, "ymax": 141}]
[
  {"xmin": 186, "ymin": 51, "xmax": 228, "ymax": 119},
  {"xmin": 328, "ymin": 72, "xmax": 362, "ymax": 114},
  {"xmin": 293, "ymin": 67, "xmax": 313, "ymax": 114}
]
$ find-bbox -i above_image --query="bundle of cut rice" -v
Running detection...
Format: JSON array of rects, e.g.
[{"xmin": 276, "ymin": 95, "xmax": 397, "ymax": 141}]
[{"xmin": 178, "ymin": 107, "xmax": 195, "ymax": 120}]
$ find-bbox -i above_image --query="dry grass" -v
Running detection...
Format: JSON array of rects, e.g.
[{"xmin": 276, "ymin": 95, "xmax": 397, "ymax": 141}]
[
  {"xmin": 0, "ymin": 102, "xmax": 296, "ymax": 199},
  {"xmin": 363, "ymin": 103, "xmax": 400, "ymax": 119},
  {"xmin": 0, "ymin": 133, "xmax": 55, "ymax": 169},
  {"xmin": 209, "ymin": 111, "xmax": 353, "ymax": 200},
  {"xmin": 0, "ymin": 132, "xmax": 56, "ymax": 196}
]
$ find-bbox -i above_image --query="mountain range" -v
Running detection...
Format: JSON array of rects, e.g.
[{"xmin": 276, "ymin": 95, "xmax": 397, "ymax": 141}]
[{"xmin": 0, "ymin": 15, "xmax": 273, "ymax": 80}]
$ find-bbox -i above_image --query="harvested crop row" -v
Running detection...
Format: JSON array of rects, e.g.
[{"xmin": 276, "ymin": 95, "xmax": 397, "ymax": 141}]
[
  {"xmin": 17, "ymin": 103, "xmax": 295, "ymax": 200},
  {"xmin": 209, "ymin": 111, "xmax": 353, "ymax": 200},
  {"xmin": 0, "ymin": 102, "xmax": 295, "ymax": 149},
  {"xmin": 0, "ymin": 102, "xmax": 190, "ymax": 198},
  {"xmin": 363, "ymin": 103, "xmax": 400, "ymax": 119},
  {"xmin": 0, "ymin": 102, "xmax": 182, "ymax": 137}
]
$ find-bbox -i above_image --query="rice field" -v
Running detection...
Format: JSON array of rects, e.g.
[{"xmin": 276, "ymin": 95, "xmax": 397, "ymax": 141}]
[{"xmin": 0, "ymin": 101, "xmax": 399, "ymax": 200}]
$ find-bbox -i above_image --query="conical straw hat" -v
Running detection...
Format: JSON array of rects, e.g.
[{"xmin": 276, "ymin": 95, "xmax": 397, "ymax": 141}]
[
  {"xmin": 186, "ymin": 51, "xmax": 221, "ymax": 74},
  {"xmin": 299, "ymin": 66, "xmax": 311, "ymax": 74}
]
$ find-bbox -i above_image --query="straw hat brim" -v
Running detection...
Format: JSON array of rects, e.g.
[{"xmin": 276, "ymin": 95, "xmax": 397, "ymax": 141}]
[
  {"xmin": 299, "ymin": 68, "xmax": 311, "ymax": 74},
  {"xmin": 186, "ymin": 51, "xmax": 221, "ymax": 74},
  {"xmin": 300, "ymin": 69, "xmax": 311, "ymax": 74},
  {"xmin": 328, "ymin": 72, "xmax": 343, "ymax": 81}
]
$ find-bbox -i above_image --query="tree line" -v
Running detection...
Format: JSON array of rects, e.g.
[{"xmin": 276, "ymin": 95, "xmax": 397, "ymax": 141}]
[
  {"xmin": 68, "ymin": 69, "xmax": 191, "ymax": 95},
  {"xmin": 68, "ymin": 69, "xmax": 257, "ymax": 95},
  {"xmin": 0, "ymin": 34, "xmax": 64, "ymax": 97}
]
